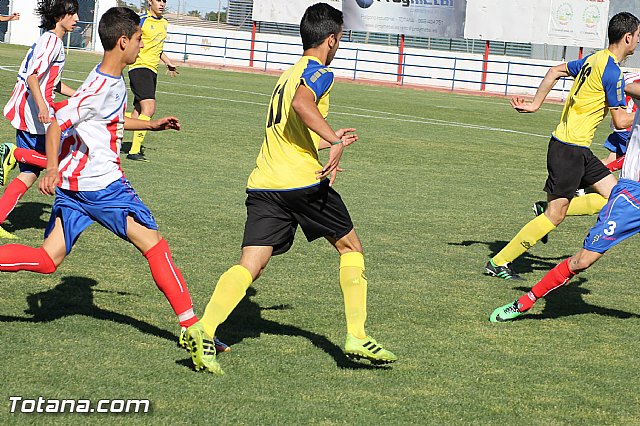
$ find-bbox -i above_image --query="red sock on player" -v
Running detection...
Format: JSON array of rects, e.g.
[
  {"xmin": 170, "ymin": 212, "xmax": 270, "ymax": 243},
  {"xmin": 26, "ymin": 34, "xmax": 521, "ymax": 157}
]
[
  {"xmin": 13, "ymin": 148, "xmax": 47, "ymax": 169},
  {"xmin": 0, "ymin": 179, "xmax": 28, "ymax": 223},
  {"xmin": 606, "ymin": 155, "xmax": 625, "ymax": 172},
  {"xmin": 0, "ymin": 245, "xmax": 56, "ymax": 273},
  {"xmin": 518, "ymin": 258, "xmax": 576, "ymax": 311},
  {"xmin": 143, "ymin": 238, "xmax": 197, "ymax": 328}
]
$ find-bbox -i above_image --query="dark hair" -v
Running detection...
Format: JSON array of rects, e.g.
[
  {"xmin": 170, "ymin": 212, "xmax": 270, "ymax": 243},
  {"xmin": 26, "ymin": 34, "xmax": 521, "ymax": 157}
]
[
  {"xmin": 98, "ymin": 7, "xmax": 140, "ymax": 51},
  {"xmin": 608, "ymin": 12, "xmax": 640, "ymax": 44},
  {"xmin": 300, "ymin": 3, "xmax": 343, "ymax": 50},
  {"xmin": 36, "ymin": 0, "xmax": 79, "ymax": 30}
]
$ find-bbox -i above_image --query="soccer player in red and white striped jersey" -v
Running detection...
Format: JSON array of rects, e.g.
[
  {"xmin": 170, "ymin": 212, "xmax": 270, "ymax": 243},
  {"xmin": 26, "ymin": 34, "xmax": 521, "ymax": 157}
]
[
  {"xmin": 0, "ymin": 7, "xmax": 230, "ymax": 353},
  {"xmin": 0, "ymin": 0, "xmax": 79, "ymax": 239}
]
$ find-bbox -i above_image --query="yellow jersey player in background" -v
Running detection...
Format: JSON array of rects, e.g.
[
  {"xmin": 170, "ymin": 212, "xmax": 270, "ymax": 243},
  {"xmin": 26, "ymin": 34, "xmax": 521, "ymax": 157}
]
[
  {"xmin": 126, "ymin": 0, "xmax": 178, "ymax": 162},
  {"xmin": 183, "ymin": 3, "xmax": 397, "ymax": 375},
  {"xmin": 485, "ymin": 12, "xmax": 640, "ymax": 281}
]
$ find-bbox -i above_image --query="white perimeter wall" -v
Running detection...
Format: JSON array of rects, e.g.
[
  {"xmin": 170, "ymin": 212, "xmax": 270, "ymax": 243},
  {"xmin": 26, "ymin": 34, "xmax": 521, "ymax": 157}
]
[
  {"xmin": 164, "ymin": 24, "xmax": 595, "ymax": 98},
  {"xmin": 4, "ymin": 0, "xmax": 117, "ymax": 47}
]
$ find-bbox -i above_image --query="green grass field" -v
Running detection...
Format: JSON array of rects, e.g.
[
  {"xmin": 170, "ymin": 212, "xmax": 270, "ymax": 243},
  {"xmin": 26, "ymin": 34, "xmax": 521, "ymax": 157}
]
[{"xmin": 1, "ymin": 43, "xmax": 639, "ymax": 425}]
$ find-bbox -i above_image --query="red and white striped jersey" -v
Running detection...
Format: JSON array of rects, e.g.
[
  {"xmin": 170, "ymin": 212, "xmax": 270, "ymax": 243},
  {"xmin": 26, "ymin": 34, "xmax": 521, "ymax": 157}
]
[
  {"xmin": 54, "ymin": 65, "xmax": 126, "ymax": 191},
  {"xmin": 3, "ymin": 32, "xmax": 65, "ymax": 134},
  {"xmin": 621, "ymin": 108, "xmax": 640, "ymax": 182},
  {"xmin": 610, "ymin": 72, "xmax": 640, "ymax": 133}
]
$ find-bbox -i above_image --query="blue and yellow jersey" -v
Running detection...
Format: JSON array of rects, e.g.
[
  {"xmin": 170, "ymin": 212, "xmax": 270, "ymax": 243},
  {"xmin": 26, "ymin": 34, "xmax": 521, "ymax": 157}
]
[
  {"xmin": 129, "ymin": 12, "xmax": 168, "ymax": 73},
  {"xmin": 553, "ymin": 49, "xmax": 626, "ymax": 147},
  {"xmin": 247, "ymin": 56, "xmax": 335, "ymax": 191}
]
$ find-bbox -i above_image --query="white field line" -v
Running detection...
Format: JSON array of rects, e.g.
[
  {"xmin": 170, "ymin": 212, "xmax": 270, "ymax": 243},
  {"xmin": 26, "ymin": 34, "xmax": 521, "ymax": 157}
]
[{"xmin": 0, "ymin": 64, "xmax": 567, "ymax": 141}]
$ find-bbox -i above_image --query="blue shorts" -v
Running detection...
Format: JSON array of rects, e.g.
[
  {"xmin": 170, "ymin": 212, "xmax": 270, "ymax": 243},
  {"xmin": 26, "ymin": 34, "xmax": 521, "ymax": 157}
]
[
  {"xmin": 45, "ymin": 178, "xmax": 158, "ymax": 255},
  {"xmin": 603, "ymin": 131, "xmax": 629, "ymax": 156},
  {"xmin": 583, "ymin": 179, "xmax": 640, "ymax": 253},
  {"xmin": 16, "ymin": 130, "xmax": 45, "ymax": 174}
]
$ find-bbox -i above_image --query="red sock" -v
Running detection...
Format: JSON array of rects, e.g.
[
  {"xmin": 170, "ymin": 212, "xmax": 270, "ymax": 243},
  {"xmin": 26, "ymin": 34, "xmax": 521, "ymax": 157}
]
[
  {"xmin": 518, "ymin": 258, "xmax": 576, "ymax": 311},
  {"xmin": 0, "ymin": 179, "xmax": 29, "ymax": 223},
  {"xmin": 606, "ymin": 155, "xmax": 625, "ymax": 172},
  {"xmin": 13, "ymin": 148, "xmax": 47, "ymax": 169},
  {"xmin": 143, "ymin": 239, "xmax": 197, "ymax": 328},
  {"xmin": 0, "ymin": 245, "xmax": 56, "ymax": 273}
]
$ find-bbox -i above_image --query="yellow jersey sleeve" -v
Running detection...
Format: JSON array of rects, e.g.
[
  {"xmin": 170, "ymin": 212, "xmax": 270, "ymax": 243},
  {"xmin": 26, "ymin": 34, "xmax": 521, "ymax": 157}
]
[{"xmin": 129, "ymin": 13, "xmax": 168, "ymax": 73}]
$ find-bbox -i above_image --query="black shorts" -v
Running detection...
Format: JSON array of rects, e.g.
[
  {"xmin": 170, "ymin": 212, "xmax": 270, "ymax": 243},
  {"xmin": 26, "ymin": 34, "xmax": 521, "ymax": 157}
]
[
  {"xmin": 242, "ymin": 180, "xmax": 354, "ymax": 256},
  {"xmin": 128, "ymin": 68, "xmax": 157, "ymax": 106},
  {"xmin": 544, "ymin": 137, "xmax": 611, "ymax": 198}
]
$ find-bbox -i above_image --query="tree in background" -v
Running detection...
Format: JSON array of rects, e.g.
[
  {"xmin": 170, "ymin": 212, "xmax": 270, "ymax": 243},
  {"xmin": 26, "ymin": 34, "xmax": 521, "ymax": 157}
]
[{"xmin": 187, "ymin": 10, "xmax": 201, "ymax": 18}]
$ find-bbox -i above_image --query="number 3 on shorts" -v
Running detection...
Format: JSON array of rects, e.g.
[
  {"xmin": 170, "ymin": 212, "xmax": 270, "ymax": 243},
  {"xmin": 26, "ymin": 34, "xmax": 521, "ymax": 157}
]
[{"xmin": 604, "ymin": 220, "xmax": 617, "ymax": 236}]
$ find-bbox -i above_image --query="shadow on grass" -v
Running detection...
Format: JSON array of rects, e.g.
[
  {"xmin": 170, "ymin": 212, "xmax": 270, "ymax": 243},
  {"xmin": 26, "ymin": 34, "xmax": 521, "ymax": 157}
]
[
  {"xmin": 216, "ymin": 287, "xmax": 387, "ymax": 370},
  {"xmin": 513, "ymin": 278, "xmax": 640, "ymax": 320},
  {"xmin": 449, "ymin": 239, "xmax": 569, "ymax": 276},
  {"xmin": 4, "ymin": 202, "xmax": 50, "ymax": 232},
  {"xmin": 0, "ymin": 275, "xmax": 178, "ymax": 343}
]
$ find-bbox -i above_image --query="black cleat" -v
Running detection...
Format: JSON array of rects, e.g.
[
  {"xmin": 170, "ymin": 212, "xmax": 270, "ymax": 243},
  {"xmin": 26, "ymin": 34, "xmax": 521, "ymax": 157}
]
[{"xmin": 485, "ymin": 259, "xmax": 524, "ymax": 280}]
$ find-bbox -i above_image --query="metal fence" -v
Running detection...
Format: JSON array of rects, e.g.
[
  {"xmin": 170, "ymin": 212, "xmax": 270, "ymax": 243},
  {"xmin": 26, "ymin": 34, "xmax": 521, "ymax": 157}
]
[{"xmin": 164, "ymin": 29, "xmax": 572, "ymax": 98}]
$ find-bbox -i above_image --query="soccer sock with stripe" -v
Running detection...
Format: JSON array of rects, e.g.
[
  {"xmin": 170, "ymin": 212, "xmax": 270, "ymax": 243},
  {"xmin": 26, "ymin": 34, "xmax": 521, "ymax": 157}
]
[
  {"xmin": 566, "ymin": 193, "xmax": 607, "ymax": 216},
  {"xmin": 129, "ymin": 114, "xmax": 151, "ymax": 155},
  {"xmin": 13, "ymin": 148, "xmax": 47, "ymax": 169},
  {"xmin": 517, "ymin": 258, "xmax": 576, "ymax": 311},
  {"xmin": 0, "ymin": 245, "xmax": 56, "ymax": 273},
  {"xmin": 493, "ymin": 214, "xmax": 556, "ymax": 266},
  {"xmin": 199, "ymin": 265, "xmax": 253, "ymax": 338},
  {"xmin": 143, "ymin": 238, "xmax": 197, "ymax": 328},
  {"xmin": 0, "ymin": 178, "xmax": 28, "ymax": 223},
  {"xmin": 339, "ymin": 252, "xmax": 368, "ymax": 339}
]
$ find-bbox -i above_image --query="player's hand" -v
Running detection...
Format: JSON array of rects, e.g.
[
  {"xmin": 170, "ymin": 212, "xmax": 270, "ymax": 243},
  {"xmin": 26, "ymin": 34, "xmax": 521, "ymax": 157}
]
[
  {"xmin": 165, "ymin": 64, "xmax": 179, "ymax": 78},
  {"xmin": 37, "ymin": 106, "xmax": 51, "ymax": 124},
  {"xmin": 511, "ymin": 97, "xmax": 538, "ymax": 113},
  {"xmin": 316, "ymin": 142, "xmax": 344, "ymax": 186},
  {"xmin": 150, "ymin": 116, "xmax": 180, "ymax": 131},
  {"xmin": 335, "ymin": 128, "xmax": 358, "ymax": 147},
  {"xmin": 39, "ymin": 168, "xmax": 59, "ymax": 196},
  {"xmin": 9, "ymin": 13, "xmax": 20, "ymax": 21}
]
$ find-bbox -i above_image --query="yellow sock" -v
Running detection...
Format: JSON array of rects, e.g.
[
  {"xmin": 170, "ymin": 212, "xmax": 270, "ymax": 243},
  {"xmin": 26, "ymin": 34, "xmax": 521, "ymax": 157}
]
[
  {"xmin": 566, "ymin": 193, "xmax": 607, "ymax": 216},
  {"xmin": 493, "ymin": 214, "xmax": 556, "ymax": 266},
  {"xmin": 339, "ymin": 252, "xmax": 367, "ymax": 339},
  {"xmin": 124, "ymin": 111, "xmax": 132, "ymax": 118},
  {"xmin": 199, "ymin": 265, "xmax": 253, "ymax": 338},
  {"xmin": 129, "ymin": 114, "xmax": 150, "ymax": 155}
]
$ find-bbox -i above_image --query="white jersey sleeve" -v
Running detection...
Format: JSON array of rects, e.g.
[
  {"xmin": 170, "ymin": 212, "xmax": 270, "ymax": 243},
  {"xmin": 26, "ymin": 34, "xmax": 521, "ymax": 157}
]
[{"xmin": 621, "ymin": 109, "xmax": 640, "ymax": 182}]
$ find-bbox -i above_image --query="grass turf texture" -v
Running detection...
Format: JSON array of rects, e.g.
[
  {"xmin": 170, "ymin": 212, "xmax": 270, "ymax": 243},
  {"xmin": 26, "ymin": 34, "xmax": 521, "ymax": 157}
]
[{"xmin": 1, "ymin": 43, "xmax": 639, "ymax": 424}]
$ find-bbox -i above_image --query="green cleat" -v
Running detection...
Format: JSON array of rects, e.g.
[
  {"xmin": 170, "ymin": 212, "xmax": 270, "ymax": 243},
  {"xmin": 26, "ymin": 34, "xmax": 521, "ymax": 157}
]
[
  {"xmin": 485, "ymin": 259, "xmax": 524, "ymax": 280},
  {"xmin": 185, "ymin": 322, "xmax": 224, "ymax": 375},
  {"xmin": 0, "ymin": 143, "xmax": 17, "ymax": 186},
  {"xmin": 0, "ymin": 224, "xmax": 18, "ymax": 240},
  {"xmin": 490, "ymin": 300, "xmax": 524, "ymax": 323},
  {"xmin": 180, "ymin": 326, "xmax": 231, "ymax": 353},
  {"xmin": 344, "ymin": 334, "xmax": 397, "ymax": 365}
]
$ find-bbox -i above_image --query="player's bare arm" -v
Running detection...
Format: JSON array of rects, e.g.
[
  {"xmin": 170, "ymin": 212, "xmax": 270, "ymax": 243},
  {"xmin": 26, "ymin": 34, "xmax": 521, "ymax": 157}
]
[
  {"xmin": 625, "ymin": 82, "xmax": 640, "ymax": 102},
  {"xmin": 57, "ymin": 82, "xmax": 76, "ymax": 97},
  {"xmin": 26, "ymin": 73, "xmax": 51, "ymax": 123},
  {"xmin": 511, "ymin": 63, "xmax": 570, "ymax": 113},
  {"xmin": 610, "ymin": 106, "xmax": 635, "ymax": 129},
  {"xmin": 292, "ymin": 85, "xmax": 353, "ymax": 185},
  {"xmin": 318, "ymin": 128, "xmax": 358, "ymax": 149},
  {"xmin": 0, "ymin": 13, "xmax": 19, "ymax": 22},
  {"xmin": 39, "ymin": 120, "xmax": 62, "ymax": 196},
  {"xmin": 161, "ymin": 52, "xmax": 179, "ymax": 77},
  {"xmin": 125, "ymin": 115, "xmax": 180, "ymax": 131}
]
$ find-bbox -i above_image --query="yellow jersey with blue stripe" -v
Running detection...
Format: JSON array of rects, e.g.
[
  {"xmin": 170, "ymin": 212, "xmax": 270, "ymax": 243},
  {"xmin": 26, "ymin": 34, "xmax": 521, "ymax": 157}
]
[
  {"xmin": 553, "ymin": 49, "xmax": 626, "ymax": 147},
  {"xmin": 129, "ymin": 13, "xmax": 168, "ymax": 73},
  {"xmin": 247, "ymin": 56, "xmax": 334, "ymax": 191}
]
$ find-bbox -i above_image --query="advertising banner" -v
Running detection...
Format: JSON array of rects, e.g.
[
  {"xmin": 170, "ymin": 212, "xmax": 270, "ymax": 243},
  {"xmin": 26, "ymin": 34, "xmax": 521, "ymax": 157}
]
[
  {"xmin": 465, "ymin": 0, "xmax": 609, "ymax": 48},
  {"xmin": 343, "ymin": 0, "xmax": 466, "ymax": 38},
  {"xmin": 252, "ymin": 0, "xmax": 342, "ymax": 25}
]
